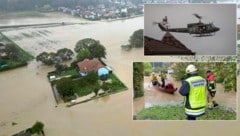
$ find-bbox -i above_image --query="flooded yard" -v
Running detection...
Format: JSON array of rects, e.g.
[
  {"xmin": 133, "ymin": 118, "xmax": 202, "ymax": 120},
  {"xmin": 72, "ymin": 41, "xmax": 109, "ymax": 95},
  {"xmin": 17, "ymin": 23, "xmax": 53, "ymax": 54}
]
[{"xmin": 0, "ymin": 14, "xmax": 183, "ymax": 135}]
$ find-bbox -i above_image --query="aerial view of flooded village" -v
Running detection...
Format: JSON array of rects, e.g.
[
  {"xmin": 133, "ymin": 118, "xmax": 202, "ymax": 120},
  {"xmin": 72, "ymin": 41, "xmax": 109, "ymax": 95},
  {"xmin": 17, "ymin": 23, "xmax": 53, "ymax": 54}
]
[{"xmin": 0, "ymin": 0, "xmax": 240, "ymax": 136}]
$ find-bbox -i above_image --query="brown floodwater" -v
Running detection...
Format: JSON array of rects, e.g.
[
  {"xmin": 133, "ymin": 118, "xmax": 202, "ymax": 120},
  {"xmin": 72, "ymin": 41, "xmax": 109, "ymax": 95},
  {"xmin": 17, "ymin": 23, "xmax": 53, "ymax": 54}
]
[{"xmin": 0, "ymin": 13, "xmax": 239, "ymax": 136}]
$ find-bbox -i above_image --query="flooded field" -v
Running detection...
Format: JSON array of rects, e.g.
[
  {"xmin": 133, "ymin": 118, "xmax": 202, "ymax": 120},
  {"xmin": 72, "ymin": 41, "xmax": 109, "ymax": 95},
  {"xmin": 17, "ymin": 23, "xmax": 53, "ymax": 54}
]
[
  {"xmin": 0, "ymin": 13, "xmax": 186, "ymax": 135},
  {"xmin": 0, "ymin": 12, "xmax": 88, "ymax": 26}
]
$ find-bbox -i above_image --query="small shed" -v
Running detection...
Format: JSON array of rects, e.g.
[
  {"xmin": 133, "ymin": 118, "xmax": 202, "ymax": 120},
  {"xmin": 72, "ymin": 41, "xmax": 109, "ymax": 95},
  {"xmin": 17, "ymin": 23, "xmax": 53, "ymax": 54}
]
[{"xmin": 98, "ymin": 67, "xmax": 109, "ymax": 81}]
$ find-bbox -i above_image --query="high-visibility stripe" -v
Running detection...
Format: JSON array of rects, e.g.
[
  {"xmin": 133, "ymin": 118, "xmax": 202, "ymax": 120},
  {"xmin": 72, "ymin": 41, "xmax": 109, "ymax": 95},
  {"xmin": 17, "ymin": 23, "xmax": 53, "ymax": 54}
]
[{"xmin": 185, "ymin": 108, "xmax": 205, "ymax": 116}]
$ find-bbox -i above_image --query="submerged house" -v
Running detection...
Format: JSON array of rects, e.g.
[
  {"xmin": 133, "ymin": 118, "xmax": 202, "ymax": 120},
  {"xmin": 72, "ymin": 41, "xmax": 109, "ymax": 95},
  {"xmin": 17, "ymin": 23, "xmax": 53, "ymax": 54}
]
[
  {"xmin": 77, "ymin": 58, "xmax": 109, "ymax": 80},
  {"xmin": 144, "ymin": 32, "xmax": 195, "ymax": 55}
]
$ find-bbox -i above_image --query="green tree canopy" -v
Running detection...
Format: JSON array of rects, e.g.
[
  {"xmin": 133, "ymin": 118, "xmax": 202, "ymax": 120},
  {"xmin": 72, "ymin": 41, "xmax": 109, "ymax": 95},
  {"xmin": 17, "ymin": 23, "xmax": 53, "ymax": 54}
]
[
  {"xmin": 27, "ymin": 121, "xmax": 44, "ymax": 135},
  {"xmin": 84, "ymin": 71, "xmax": 98, "ymax": 83},
  {"xmin": 36, "ymin": 52, "xmax": 54, "ymax": 65},
  {"xmin": 77, "ymin": 48, "xmax": 90, "ymax": 61},
  {"xmin": 74, "ymin": 38, "xmax": 95, "ymax": 52},
  {"xmin": 36, "ymin": 48, "xmax": 73, "ymax": 65},
  {"xmin": 143, "ymin": 62, "xmax": 152, "ymax": 76},
  {"xmin": 56, "ymin": 78, "xmax": 76, "ymax": 98},
  {"xmin": 171, "ymin": 62, "xmax": 236, "ymax": 92},
  {"xmin": 133, "ymin": 62, "xmax": 144, "ymax": 98},
  {"xmin": 129, "ymin": 29, "xmax": 143, "ymax": 48},
  {"xmin": 56, "ymin": 48, "xmax": 74, "ymax": 61},
  {"xmin": 74, "ymin": 38, "xmax": 106, "ymax": 59}
]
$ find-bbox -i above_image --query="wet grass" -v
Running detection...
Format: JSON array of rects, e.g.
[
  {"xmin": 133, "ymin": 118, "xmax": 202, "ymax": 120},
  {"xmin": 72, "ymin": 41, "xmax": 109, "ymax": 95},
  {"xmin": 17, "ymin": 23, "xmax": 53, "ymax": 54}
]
[
  {"xmin": 52, "ymin": 72, "xmax": 127, "ymax": 102},
  {"xmin": 59, "ymin": 69, "xmax": 79, "ymax": 77},
  {"xmin": 108, "ymin": 73, "xmax": 127, "ymax": 92},
  {"xmin": 136, "ymin": 105, "xmax": 236, "ymax": 120},
  {"xmin": 0, "ymin": 33, "xmax": 33, "ymax": 71}
]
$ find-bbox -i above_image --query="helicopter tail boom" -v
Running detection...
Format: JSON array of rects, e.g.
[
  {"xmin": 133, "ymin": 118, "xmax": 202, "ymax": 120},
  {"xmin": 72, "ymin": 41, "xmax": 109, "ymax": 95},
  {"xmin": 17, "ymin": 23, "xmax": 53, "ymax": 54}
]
[{"xmin": 158, "ymin": 22, "xmax": 167, "ymax": 31}]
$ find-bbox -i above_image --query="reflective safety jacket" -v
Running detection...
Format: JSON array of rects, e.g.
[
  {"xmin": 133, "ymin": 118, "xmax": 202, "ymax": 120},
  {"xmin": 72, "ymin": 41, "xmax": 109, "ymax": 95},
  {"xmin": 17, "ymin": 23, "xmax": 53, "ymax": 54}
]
[{"xmin": 184, "ymin": 76, "xmax": 207, "ymax": 116}]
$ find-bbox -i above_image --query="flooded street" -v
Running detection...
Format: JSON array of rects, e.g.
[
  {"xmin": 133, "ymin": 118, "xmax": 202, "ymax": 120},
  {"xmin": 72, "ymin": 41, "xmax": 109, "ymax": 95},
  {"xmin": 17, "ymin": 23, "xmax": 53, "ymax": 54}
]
[
  {"xmin": 0, "ymin": 14, "xmax": 185, "ymax": 135},
  {"xmin": 143, "ymin": 76, "xmax": 182, "ymax": 108},
  {"xmin": 133, "ymin": 75, "xmax": 237, "ymax": 116}
]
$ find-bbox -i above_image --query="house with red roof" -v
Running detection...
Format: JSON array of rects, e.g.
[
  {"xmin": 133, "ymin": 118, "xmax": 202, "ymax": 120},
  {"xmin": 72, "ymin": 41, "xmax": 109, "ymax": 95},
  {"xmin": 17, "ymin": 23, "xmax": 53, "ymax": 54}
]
[{"xmin": 77, "ymin": 58, "xmax": 104, "ymax": 76}]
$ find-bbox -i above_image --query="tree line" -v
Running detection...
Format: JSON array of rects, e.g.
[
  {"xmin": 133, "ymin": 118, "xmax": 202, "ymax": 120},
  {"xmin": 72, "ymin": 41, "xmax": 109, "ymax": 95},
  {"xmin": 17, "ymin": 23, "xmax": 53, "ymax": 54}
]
[
  {"xmin": 0, "ymin": 0, "xmax": 143, "ymax": 12},
  {"xmin": 0, "ymin": 0, "xmax": 105, "ymax": 11},
  {"xmin": 171, "ymin": 62, "xmax": 237, "ymax": 92}
]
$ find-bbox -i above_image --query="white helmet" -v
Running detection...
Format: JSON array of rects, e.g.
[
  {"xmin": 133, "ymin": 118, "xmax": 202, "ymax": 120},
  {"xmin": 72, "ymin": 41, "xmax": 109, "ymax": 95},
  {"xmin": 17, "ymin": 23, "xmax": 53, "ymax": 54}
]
[{"xmin": 186, "ymin": 64, "xmax": 197, "ymax": 74}]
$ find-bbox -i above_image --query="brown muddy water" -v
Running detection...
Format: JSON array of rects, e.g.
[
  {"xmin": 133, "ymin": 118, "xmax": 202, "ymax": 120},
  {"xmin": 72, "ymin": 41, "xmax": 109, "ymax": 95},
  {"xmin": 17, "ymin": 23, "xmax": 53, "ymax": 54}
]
[{"xmin": 0, "ymin": 14, "xmax": 239, "ymax": 136}]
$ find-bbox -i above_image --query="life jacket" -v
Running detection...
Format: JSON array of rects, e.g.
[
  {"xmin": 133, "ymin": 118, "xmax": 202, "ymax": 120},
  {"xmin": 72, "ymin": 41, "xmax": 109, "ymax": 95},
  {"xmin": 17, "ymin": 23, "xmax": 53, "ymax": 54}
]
[{"xmin": 151, "ymin": 75, "xmax": 158, "ymax": 81}]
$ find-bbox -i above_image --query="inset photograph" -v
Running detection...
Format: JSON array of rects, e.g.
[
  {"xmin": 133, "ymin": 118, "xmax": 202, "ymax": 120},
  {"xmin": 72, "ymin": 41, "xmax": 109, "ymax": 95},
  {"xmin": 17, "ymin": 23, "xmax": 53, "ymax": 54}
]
[
  {"xmin": 133, "ymin": 62, "xmax": 237, "ymax": 120},
  {"xmin": 144, "ymin": 4, "xmax": 236, "ymax": 55}
]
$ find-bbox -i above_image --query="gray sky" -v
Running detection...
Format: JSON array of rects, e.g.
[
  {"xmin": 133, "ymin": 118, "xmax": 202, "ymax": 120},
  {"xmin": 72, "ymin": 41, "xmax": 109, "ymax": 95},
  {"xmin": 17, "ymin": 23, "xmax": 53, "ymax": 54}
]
[{"xmin": 144, "ymin": 4, "xmax": 236, "ymax": 55}]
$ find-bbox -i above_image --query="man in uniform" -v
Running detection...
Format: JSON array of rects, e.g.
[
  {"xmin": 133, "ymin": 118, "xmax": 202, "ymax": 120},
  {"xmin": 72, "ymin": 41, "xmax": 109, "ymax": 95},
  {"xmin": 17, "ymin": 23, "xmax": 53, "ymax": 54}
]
[
  {"xmin": 179, "ymin": 64, "xmax": 207, "ymax": 120},
  {"xmin": 206, "ymin": 70, "xmax": 218, "ymax": 109}
]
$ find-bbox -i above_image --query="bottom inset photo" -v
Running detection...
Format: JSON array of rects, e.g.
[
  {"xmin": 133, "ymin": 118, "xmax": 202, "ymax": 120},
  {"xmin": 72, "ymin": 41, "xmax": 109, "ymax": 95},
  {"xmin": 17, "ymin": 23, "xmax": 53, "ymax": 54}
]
[{"xmin": 133, "ymin": 62, "xmax": 237, "ymax": 120}]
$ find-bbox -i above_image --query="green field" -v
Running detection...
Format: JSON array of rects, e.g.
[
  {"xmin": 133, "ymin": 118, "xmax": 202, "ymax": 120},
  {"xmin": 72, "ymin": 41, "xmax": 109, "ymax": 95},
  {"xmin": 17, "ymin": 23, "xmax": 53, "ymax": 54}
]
[
  {"xmin": 136, "ymin": 105, "xmax": 236, "ymax": 120},
  {"xmin": 0, "ymin": 33, "xmax": 33, "ymax": 71},
  {"xmin": 54, "ymin": 72, "xmax": 127, "ymax": 102}
]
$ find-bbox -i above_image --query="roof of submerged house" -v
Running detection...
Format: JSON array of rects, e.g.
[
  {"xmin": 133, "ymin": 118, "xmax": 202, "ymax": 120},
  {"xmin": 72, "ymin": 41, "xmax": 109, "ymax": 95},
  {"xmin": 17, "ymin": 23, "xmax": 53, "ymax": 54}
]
[
  {"xmin": 77, "ymin": 58, "xmax": 104, "ymax": 73},
  {"xmin": 144, "ymin": 32, "xmax": 195, "ymax": 55}
]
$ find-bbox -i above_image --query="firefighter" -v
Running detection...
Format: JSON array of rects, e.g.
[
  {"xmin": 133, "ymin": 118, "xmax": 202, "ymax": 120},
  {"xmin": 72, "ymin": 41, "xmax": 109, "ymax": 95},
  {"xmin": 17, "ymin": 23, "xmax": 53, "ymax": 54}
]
[
  {"xmin": 179, "ymin": 64, "xmax": 207, "ymax": 120},
  {"xmin": 206, "ymin": 70, "xmax": 218, "ymax": 109}
]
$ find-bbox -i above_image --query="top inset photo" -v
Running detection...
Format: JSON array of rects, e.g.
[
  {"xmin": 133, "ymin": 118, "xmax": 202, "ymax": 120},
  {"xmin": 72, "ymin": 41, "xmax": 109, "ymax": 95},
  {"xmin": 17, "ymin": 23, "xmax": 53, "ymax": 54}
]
[{"xmin": 144, "ymin": 4, "xmax": 236, "ymax": 55}]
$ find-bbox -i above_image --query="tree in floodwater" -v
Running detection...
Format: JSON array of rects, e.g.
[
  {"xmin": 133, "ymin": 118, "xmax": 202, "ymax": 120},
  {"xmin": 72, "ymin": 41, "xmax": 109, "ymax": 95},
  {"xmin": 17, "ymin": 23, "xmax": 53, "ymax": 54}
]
[
  {"xmin": 74, "ymin": 38, "xmax": 106, "ymax": 59},
  {"xmin": 56, "ymin": 48, "xmax": 74, "ymax": 61},
  {"xmin": 36, "ymin": 48, "xmax": 74, "ymax": 65},
  {"xmin": 129, "ymin": 29, "xmax": 143, "ymax": 48},
  {"xmin": 27, "ymin": 121, "xmax": 45, "ymax": 136},
  {"xmin": 133, "ymin": 62, "xmax": 144, "ymax": 98},
  {"xmin": 121, "ymin": 29, "xmax": 143, "ymax": 51},
  {"xmin": 36, "ymin": 52, "xmax": 54, "ymax": 65}
]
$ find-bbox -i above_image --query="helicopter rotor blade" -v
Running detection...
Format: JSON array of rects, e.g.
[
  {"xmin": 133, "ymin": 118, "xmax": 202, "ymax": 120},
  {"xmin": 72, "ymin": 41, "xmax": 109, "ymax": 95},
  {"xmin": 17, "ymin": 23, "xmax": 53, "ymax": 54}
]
[
  {"xmin": 193, "ymin": 13, "xmax": 202, "ymax": 19},
  {"xmin": 152, "ymin": 21, "xmax": 160, "ymax": 25}
]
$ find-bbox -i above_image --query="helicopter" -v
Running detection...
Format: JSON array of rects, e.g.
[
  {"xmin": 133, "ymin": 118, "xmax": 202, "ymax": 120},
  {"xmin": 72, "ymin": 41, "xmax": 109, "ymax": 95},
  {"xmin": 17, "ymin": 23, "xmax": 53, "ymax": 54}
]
[{"xmin": 154, "ymin": 14, "xmax": 220, "ymax": 37}]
